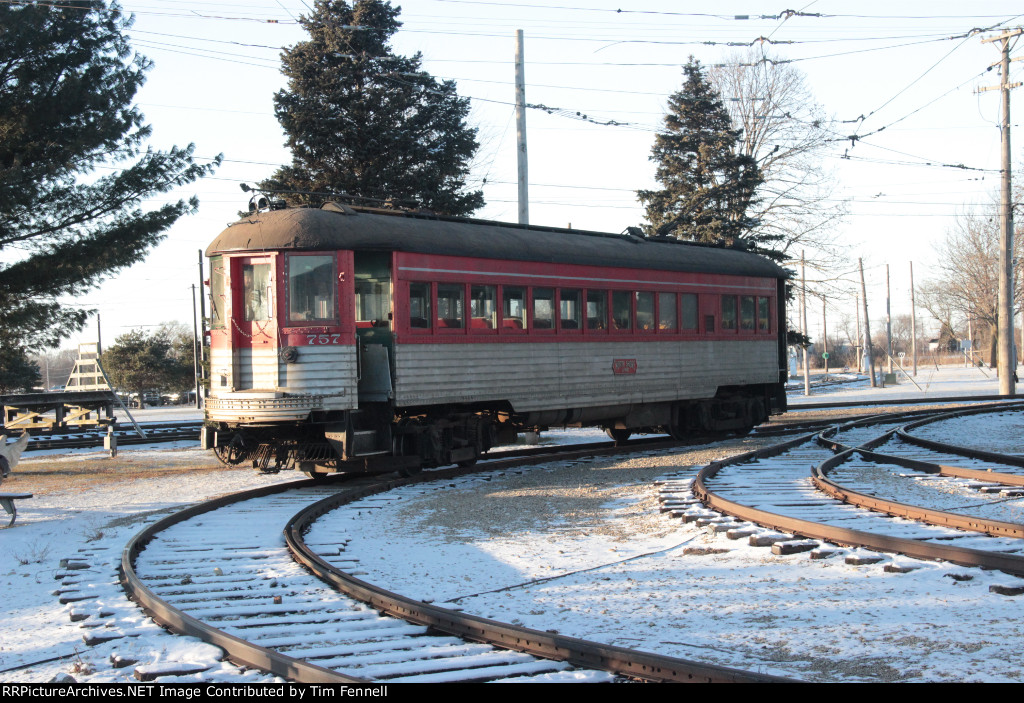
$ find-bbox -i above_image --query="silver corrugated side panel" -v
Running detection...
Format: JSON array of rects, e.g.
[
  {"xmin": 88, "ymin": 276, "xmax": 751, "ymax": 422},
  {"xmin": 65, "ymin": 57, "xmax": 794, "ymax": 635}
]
[
  {"xmin": 278, "ymin": 345, "xmax": 357, "ymax": 411},
  {"xmin": 392, "ymin": 340, "xmax": 777, "ymax": 412}
]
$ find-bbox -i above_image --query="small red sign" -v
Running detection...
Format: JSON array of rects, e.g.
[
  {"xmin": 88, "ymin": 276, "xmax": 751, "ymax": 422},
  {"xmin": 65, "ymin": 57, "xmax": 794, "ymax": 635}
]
[{"xmin": 612, "ymin": 358, "xmax": 637, "ymax": 375}]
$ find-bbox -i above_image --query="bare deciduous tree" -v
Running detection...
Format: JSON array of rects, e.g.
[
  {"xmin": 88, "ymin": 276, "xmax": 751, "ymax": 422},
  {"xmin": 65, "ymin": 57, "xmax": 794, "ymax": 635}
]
[
  {"xmin": 918, "ymin": 206, "xmax": 1024, "ymax": 366},
  {"xmin": 708, "ymin": 50, "xmax": 846, "ymax": 268}
]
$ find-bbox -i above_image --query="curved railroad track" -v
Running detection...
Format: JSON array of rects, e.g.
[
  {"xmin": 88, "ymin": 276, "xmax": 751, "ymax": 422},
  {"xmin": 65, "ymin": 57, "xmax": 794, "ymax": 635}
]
[
  {"xmin": 692, "ymin": 401, "xmax": 1024, "ymax": 576},
  {"xmin": 121, "ymin": 439, "xmax": 792, "ymax": 684},
  {"xmin": 115, "ymin": 400, "xmax": 1024, "ymax": 684}
]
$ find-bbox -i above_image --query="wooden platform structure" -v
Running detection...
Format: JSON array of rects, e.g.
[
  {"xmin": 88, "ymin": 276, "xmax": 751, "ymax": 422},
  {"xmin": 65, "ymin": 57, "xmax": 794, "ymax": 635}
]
[{"xmin": 2, "ymin": 390, "xmax": 117, "ymax": 432}]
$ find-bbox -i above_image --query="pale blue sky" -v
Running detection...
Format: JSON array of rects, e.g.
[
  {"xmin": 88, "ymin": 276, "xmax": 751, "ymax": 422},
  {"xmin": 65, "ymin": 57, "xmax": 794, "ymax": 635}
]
[{"xmin": 50, "ymin": 0, "xmax": 1024, "ymax": 347}]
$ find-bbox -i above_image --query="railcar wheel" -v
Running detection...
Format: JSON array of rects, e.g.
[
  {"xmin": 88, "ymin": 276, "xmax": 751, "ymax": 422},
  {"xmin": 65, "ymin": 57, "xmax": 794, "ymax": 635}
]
[
  {"xmin": 302, "ymin": 470, "xmax": 333, "ymax": 483},
  {"xmin": 398, "ymin": 464, "xmax": 423, "ymax": 478},
  {"xmin": 456, "ymin": 458, "xmax": 478, "ymax": 468},
  {"xmin": 213, "ymin": 434, "xmax": 249, "ymax": 466},
  {"xmin": 605, "ymin": 428, "xmax": 631, "ymax": 444}
]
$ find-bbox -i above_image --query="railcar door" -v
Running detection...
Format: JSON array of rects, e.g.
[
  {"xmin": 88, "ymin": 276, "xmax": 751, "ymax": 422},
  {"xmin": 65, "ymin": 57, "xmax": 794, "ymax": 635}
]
[
  {"xmin": 231, "ymin": 256, "xmax": 278, "ymax": 390},
  {"xmin": 354, "ymin": 252, "xmax": 394, "ymax": 403}
]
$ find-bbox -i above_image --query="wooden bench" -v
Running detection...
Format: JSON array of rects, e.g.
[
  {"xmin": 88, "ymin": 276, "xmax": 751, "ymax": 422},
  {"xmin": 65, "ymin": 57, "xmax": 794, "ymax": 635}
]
[{"xmin": 0, "ymin": 493, "xmax": 33, "ymax": 527}]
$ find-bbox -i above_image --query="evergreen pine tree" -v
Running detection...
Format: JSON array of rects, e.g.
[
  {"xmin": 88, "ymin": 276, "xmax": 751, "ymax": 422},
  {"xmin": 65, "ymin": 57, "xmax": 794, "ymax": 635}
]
[
  {"xmin": 639, "ymin": 58, "xmax": 777, "ymax": 259},
  {"xmin": 263, "ymin": 0, "xmax": 483, "ymax": 216},
  {"xmin": 0, "ymin": 1, "xmax": 219, "ymax": 358},
  {"xmin": 102, "ymin": 329, "xmax": 180, "ymax": 407}
]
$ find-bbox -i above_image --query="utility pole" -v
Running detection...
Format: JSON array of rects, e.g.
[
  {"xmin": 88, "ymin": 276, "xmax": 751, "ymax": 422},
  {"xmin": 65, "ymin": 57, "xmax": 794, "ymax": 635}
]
[
  {"xmin": 860, "ymin": 258, "xmax": 876, "ymax": 387},
  {"xmin": 191, "ymin": 284, "xmax": 201, "ymax": 410},
  {"xmin": 515, "ymin": 30, "xmax": 529, "ymax": 225},
  {"xmin": 822, "ymin": 297, "xmax": 828, "ymax": 376},
  {"xmin": 981, "ymin": 28, "xmax": 1022, "ymax": 395},
  {"xmin": 197, "ymin": 250, "xmax": 207, "ymax": 408},
  {"xmin": 910, "ymin": 261, "xmax": 918, "ymax": 376},
  {"xmin": 885, "ymin": 264, "xmax": 893, "ymax": 375},
  {"xmin": 855, "ymin": 293, "xmax": 862, "ymax": 374},
  {"xmin": 801, "ymin": 251, "xmax": 810, "ymax": 395}
]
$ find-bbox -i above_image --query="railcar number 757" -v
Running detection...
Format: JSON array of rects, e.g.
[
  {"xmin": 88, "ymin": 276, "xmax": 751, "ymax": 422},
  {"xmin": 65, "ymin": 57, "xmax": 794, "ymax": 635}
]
[{"xmin": 306, "ymin": 334, "xmax": 342, "ymax": 345}]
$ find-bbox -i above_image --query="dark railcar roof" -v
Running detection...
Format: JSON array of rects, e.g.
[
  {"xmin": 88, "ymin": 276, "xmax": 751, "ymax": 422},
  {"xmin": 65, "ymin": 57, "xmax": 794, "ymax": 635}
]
[{"xmin": 207, "ymin": 204, "xmax": 788, "ymax": 279}]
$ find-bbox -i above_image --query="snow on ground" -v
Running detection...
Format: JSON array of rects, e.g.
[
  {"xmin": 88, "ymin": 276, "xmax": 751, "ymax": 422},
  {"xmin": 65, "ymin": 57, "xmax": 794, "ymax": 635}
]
[
  {"xmin": 786, "ymin": 363, "xmax": 1004, "ymax": 405},
  {"xmin": 0, "ymin": 451, "xmax": 298, "ymax": 683},
  {"xmin": 1, "ymin": 365, "xmax": 1021, "ymax": 683},
  {"xmin": 323, "ymin": 440, "xmax": 1024, "ymax": 682}
]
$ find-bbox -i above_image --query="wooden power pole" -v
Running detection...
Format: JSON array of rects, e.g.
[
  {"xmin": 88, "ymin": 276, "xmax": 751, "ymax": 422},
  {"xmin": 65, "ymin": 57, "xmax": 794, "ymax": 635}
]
[
  {"xmin": 515, "ymin": 30, "xmax": 529, "ymax": 225},
  {"xmin": 981, "ymin": 28, "xmax": 1022, "ymax": 394},
  {"xmin": 860, "ymin": 258, "xmax": 876, "ymax": 387}
]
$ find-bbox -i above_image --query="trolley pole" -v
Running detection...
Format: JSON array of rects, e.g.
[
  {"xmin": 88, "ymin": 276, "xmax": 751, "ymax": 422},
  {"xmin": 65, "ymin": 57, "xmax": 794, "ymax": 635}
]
[{"xmin": 981, "ymin": 29, "xmax": 1022, "ymax": 395}]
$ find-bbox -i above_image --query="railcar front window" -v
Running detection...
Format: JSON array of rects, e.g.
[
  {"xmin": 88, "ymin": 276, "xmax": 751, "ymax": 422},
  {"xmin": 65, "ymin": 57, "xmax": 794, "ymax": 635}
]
[
  {"xmin": 243, "ymin": 263, "xmax": 271, "ymax": 321},
  {"xmin": 636, "ymin": 291, "xmax": 654, "ymax": 331},
  {"xmin": 533, "ymin": 288, "xmax": 554, "ymax": 329},
  {"xmin": 471, "ymin": 285, "xmax": 497, "ymax": 329},
  {"xmin": 437, "ymin": 283, "xmax": 465, "ymax": 328},
  {"xmin": 612, "ymin": 291, "xmax": 631, "ymax": 331},
  {"xmin": 210, "ymin": 257, "xmax": 226, "ymax": 328},
  {"xmin": 587, "ymin": 290, "xmax": 607, "ymax": 330},
  {"xmin": 721, "ymin": 296, "xmax": 737, "ymax": 331},
  {"xmin": 409, "ymin": 282, "xmax": 431, "ymax": 329},
  {"xmin": 740, "ymin": 296, "xmax": 755, "ymax": 331},
  {"xmin": 681, "ymin": 294, "xmax": 698, "ymax": 331},
  {"xmin": 658, "ymin": 292, "xmax": 677, "ymax": 331},
  {"xmin": 288, "ymin": 255, "xmax": 336, "ymax": 322},
  {"xmin": 560, "ymin": 289, "xmax": 581, "ymax": 330},
  {"xmin": 758, "ymin": 296, "xmax": 771, "ymax": 331},
  {"xmin": 502, "ymin": 286, "xmax": 526, "ymax": 329}
]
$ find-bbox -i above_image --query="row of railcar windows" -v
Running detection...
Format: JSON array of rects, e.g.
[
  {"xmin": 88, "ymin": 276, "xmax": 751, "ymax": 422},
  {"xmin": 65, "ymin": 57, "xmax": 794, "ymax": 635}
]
[{"xmin": 407, "ymin": 282, "xmax": 772, "ymax": 335}]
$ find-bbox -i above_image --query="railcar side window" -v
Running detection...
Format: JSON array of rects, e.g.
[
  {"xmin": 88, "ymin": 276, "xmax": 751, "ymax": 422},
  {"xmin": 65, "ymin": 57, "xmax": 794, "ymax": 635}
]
[
  {"xmin": 288, "ymin": 255, "xmax": 336, "ymax": 323},
  {"xmin": 437, "ymin": 283, "xmax": 465, "ymax": 328},
  {"xmin": 471, "ymin": 285, "xmax": 497, "ymax": 329},
  {"xmin": 612, "ymin": 291, "xmax": 632, "ymax": 331},
  {"xmin": 758, "ymin": 296, "xmax": 771, "ymax": 331},
  {"xmin": 681, "ymin": 294, "xmax": 698, "ymax": 331},
  {"xmin": 721, "ymin": 295, "xmax": 737, "ymax": 331},
  {"xmin": 409, "ymin": 282, "xmax": 431, "ymax": 329},
  {"xmin": 210, "ymin": 257, "xmax": 225, "ymax": 328},
  {"xmin": 533, "ymin": 288, "xmax": 554, "ymax": 329},
  {"xmin": 636, "ymin": 292, "xmax": 654, "ymax": 331},
  {"xmin": 658, "ymin": 292, "xmax": 677, "ymax": 331},
  {"xmin": 740, "ymin": 296, "xmax": 755, "ymax": 331},
  {"xmin": 502, "ymin": 286, "xmax": 526, "ymax": 330},
  {"xmin": 560, "ymin": 289, "xmax": 581, "ymax": 330},
  {"xmin": 587, "ymin": 290, "xmax": 608, "ymax": 331},
  {"xmin": 242, "ymin": 263, "xmax": 271, "ymax": 321}
]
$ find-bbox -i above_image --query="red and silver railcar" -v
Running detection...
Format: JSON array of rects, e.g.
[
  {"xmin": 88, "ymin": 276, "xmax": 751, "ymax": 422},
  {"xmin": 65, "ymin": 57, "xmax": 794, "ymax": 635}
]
[{"xmin": 203, "ymin": 203, "xmax": 789, "ymax": 476}]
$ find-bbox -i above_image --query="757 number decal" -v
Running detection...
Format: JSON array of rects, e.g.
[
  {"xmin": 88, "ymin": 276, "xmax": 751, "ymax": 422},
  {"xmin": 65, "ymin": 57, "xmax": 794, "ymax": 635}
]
[{"xmin": 306, "ymin": 334, "xmax": 342, "ymax": 345}]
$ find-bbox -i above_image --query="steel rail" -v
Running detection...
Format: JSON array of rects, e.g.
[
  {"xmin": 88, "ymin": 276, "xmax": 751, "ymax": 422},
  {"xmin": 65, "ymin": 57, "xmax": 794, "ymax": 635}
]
[
  {"xmin": 693, "ymin": 404, "xmax": 1024, "ymax": 576},
  {"xmin": 284, "ymin": 470, "xmax": 792, "ymax": 683},
  {"xmin": 120, "ymin": 476, "xmax": 368, "ymax": 683},
  {"xmin": 122, "ymin": 439, "xmax": 795, "ymax": 683},
  {"xmin": 896, "ymin": 405, "xmax": 1024, "ymax": 468},
  {"xmin": 812, "ymin": 450, "xmax": 1024, "ymax": 540}
]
